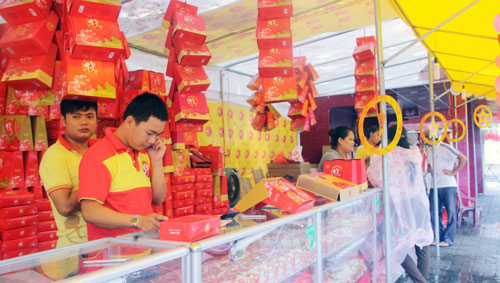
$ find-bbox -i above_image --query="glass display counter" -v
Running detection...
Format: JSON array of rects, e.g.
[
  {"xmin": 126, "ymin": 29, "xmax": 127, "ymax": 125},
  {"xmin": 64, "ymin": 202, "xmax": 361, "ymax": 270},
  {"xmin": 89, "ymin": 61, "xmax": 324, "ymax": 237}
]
[{"xmin": 0, "ymin": 237, "xmax": 189, "ymax": 283}]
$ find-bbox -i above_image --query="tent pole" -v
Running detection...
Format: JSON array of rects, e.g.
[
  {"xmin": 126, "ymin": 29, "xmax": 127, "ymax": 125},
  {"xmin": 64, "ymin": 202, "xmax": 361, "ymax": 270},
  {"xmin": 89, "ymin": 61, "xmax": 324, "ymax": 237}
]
[
  {"xmin": 384, "ymin": 0, "xmax": 480, "ymax": 65},
  {"xmin": 374, "ymin": 1, "xmax": 391, "ymax": 282},
  {"xmin": 429, "ymin": 54, "xmax": 440, "ymax": 256},
  {"xmin": 434, "ymin": 62, "xmax": 494, "ymax": 100}
]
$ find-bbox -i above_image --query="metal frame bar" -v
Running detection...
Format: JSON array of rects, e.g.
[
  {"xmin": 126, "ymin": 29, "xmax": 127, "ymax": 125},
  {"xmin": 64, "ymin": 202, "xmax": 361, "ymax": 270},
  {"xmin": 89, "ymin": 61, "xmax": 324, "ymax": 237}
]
[
  {"xmin": 429, "ymin": 55, "xmax": 440, "ymax": 256},
  {"xmin": 384, "ymin": 0, "xmax": 480, "ymax": 65},
  {"xmin": 455, "ymin": 88, "xmax": 496, "ymax": 108},
  {"xmin": 435, "ymin": 62, "xmax": 494, "ymax": 100}
]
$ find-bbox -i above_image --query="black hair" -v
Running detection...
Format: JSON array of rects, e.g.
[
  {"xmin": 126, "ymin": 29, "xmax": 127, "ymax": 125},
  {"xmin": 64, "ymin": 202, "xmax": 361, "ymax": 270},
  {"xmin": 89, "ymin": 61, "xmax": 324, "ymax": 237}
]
[
  {"xmin": 328, "ymin": 126, "xmax": 353, "ymax": 150},
  {"xmin": 60, "ymin": 100, "xmax": 97, "ymax": 117},
  {"xmin": 365, "ymin": 125, "xmax": 379, "ymax": 138},
  {"xmin": 123, "ymin": 93, "xmax": 168, "ymax": 123},
  {"xmin": 388, "ymin": 124, "xmax": 410, "ymax": 149}
]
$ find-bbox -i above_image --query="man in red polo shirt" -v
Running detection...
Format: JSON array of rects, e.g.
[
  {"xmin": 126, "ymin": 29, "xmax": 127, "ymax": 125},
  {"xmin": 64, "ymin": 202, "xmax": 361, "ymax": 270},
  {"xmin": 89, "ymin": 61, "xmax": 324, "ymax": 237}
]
[{"xmin": 79, "ymin": 93, "xmax": 168, "ymax": 240}]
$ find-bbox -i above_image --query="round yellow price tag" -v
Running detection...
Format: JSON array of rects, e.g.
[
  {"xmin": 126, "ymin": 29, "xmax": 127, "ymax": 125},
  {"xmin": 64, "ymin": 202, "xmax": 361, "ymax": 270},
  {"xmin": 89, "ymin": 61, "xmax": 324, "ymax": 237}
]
[
  {"xmin": 358, "ymin": 95, "xmax": 403, "ymax": 155},
  {"xmin": 445, "ymin": 119, "xmax": 466, "ymax": 142},
  {"xmin": 420, "ymin": 112, "xmax": 447, "ymax": 145},
  {"xmin": 473, "ymin": 105, "xmax": 492, "ymax": 128}
]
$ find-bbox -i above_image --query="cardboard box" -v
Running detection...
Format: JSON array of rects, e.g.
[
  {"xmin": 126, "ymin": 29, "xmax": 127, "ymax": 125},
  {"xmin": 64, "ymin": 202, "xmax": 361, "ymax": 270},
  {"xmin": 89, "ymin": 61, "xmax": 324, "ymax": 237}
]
[
  {"xmin": 1, "ymin": 235, "xmax": 37, "ymax": 252},
  {"xmin": 267, "ymin": 163, "xmax": 311, "ymax": 181},
  {"xmin": 195, "ymin": 188, "xmax": 213, "ymax": 198},
  {"xmin": 2, "ymin": 247, "xmax": 37, "ymax": 259},
  {"xmin": 234, "ymin": 178, "xmax": 314, "ymax": 213},
  {"xmin": 38, "ymin": 210, "xmax": 54, "ymax": 222},
  {"xmin": 35, "ymin": 199, "xmax": 51, "ymax": 212},
  {"xmin": 173, "ymin": 11, "xmax": 206, "ymax": 45},
  {"xmin": 355, "ymin": 77, "xmax": 377, "ymax": 95},
  {"xmin": 38, "ymin": 230, "xmax": 57, "ymax": 242},
  {"xmin": 194, "ymin": 203, "xmax": 212, "ymax": 213},
  {"xmin": 355, "ymin": 60, "xmax": 377, "ymax": 80},
  {"xmin": 1, "ymin": 43, "xmax": 57, "ymax": 90},
  {"xmin": 323, "ymin": 160, "xmax": 359, "ymax": 185},
  {"xmin": 162, "ymin": 0, "xmax": 198, "ymax": 30},
  {"xmin": 0, "ymin": 11, "xmax": 58, "ymax": 57},
  {"xmin": 262, "ymin": 76, "xmax": 298, "ymax": 103},
  {"xmin": 173, "ymin": 64, "xmax": 210, "ymax": 93},
  {"xmin": 257, "ymin": 0, "xmax": 293, "ymax": 19},
  {"xmin": 258, "ymin": 48, "xmax": 293, "ymax": 77},
  {"xmin": 0, "ymin": 203, "xmax": 37, "ymax": 219},
  {"xmin": 64, "ymin": 53, "xmax": 116, "ymax": 100},
  {"xmin": 0, "ymin": 0, "xmax": 52, "ymax": 25},
  {"xmin": 31, "ymin": 116, "xmax": 48, "ymax": 151},
  {"xmin": 1, "ymin": 225, "xmax": 37, "ymax": 241},
  {"xmin": 159, "ymin": 215, "xmax": 220, "ymax": 242},
  {"xmin": 173, "ymin": 39, "xmax": 211, "ymax": 66},
  {"xmin": 0, "ymin": 151, "xmax": 25, "ymax": 189},
  {"xmin": 296, "ymin": 173, "xmax": 360, "ymax": 202},
  {"xmin": 353, "ymin": 44, "xmax": 375, "ymax": 62},
  {"xmin": 69, "ymin": 0, "xmax": 122, "ymax": 21},
  {"xmin": 173, "ymin": 190, "xmax": 195, "ymax": 200},
  {"xmin": 0, "ymin": 116, "xmax": 33, "ymax": 151},
  {"xmin": 288, "ymin": 100, "xmax": 308, "ymax": 118},
  {"xmin": 256, "ymin": 17, "xmax": 292, "ymax": 49},
  {"xmin": 24, "ymin": 151, "xmax": 39, "ymax": 187},
  {"xmin": 38, "ymin": 240, "xmax": 57, "ymax": 251},
  {"xmin": 148, "ymin": 71, "xmax": 167, "ymax": 96},
  {"xmin": 68, "ymin": 16, "xmax": 123, "ymax": 62},
  {"xmin": 172, "ymin": 92, "xmax": 209, "ymax": 124},
  {"xmin": 171, "ymin": 183, "xmax": 194, "ymax": 193},
  {"xmin": 0, "ymin": 190, "xmax": 34, "ymax": 208},
  {"xmin": 173, "ymin": 205, "xmax": 194, "ymax": 217},
  {"xmin": 0, "ymin": 215, "xmax": 38, "ymax": 230},
  {"xmin": 38, "ymin": 220, "xmax": 56, "ymax": 232},
  {"xmin": 172, "ymin": 198, "xmax": 194, "ymax": 209}
]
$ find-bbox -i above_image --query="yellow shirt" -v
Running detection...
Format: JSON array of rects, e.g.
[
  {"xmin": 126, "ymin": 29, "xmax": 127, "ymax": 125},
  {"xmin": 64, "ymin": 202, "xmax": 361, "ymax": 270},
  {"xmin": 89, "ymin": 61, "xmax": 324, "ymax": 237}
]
[
  {"xmin": 39, "ymin": 136, "xmax": 88, "ymax": 248},
  {"xmin": 355, "ymin": 145, "xmax": 373, "ymax": 169}
]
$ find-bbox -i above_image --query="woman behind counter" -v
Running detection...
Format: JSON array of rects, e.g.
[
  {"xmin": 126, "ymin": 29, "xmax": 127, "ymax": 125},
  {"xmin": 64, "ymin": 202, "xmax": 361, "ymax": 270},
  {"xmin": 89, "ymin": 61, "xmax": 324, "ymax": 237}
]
[{"xmin": 318, "ymin": 126, "xmax": 355, "ymax": 172}]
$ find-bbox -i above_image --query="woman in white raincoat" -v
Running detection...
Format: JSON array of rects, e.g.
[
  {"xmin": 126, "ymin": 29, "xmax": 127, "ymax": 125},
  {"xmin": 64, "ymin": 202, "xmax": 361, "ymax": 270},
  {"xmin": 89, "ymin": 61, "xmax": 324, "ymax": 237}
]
[{"xmin": 367, "ymin": 125, "xmax": 433, "ymax": 283}]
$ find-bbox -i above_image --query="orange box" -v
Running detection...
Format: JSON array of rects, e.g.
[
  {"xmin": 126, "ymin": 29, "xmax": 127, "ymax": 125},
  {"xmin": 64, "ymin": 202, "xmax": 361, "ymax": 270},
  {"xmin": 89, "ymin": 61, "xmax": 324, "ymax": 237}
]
[
  {"xmin": 304, "ymin": 63, "xmax": 318, "ymax": 81},
  {"xmin": 1, "ymin": 225, "xmax": 37, "ymax": 241},
  {"xmin": 355, "ymin": 60, "xmax": 376, "ymax": 80},
  {"xmin": 251, "ymin": 111, "xmax": 266, "ymax": 131},
  {"xmin": 0, "ymin": 116, "xmax": 33, "ymax": 151},
  {"xmin": 38, "ymin": 230, "xmax": 57, "ymax": 242},
  {"xmin": 291, "ymin": 115, "xmax": 310, "ymax": 132},
  {"xmin": 353, "ymin": 43, "xmax": 375, "ymax": 62},
  {"xmin": 293, "ymin": 56, "xmax": 306, "ymax": 74},
  {"xmin": 1, "ymin": 235, "xmax": 37, "ymax": 252},
  {"xmin": 246, "ymin": 90, "xmax": 265, "ymax": 112},
  {"xmin": 0, "ymin": 214, "xmax": 38, "ymax": 230},
  {"xmin": 172, "ymin": 198, "xmax": 194, "ymax": 208},
  {"xmin": 355, "ymin": 92, "xmax": 378, "ymax": 110},
  {"xmin": 2, "ymin": 43, "xmax": 57, "ymax": 90},
  {"xmin": 288, "ymin": 100, "xmax": 308, "ymax": 117},
  {"xmin": 172, "ymin": 92, "xmax": 209, "ymax": 125},
  {"xmin": 308, "ymin": 92, "xmax": 317, "ymax": 110},
  {"xmin": 69, "ymin": 0, "xmax": 122, "ymax": 21},
  {"xmin": 258, "ymin": 0, "xmax": 292, "ymax": 19},
  {"xmin": 355, "ymin": 77, "xmax": 377, "ymax": 95},
  {"xmin": 173, "ymin": 39, "xmax": 211, "ymax": 66},
  {"xmin": 308, "ymin": 79, "xmax": 318, "ymax": 97},
  {"xmin": 0, "ymin": 11, "xmax": 58, "ymax": 57},
  {"xmin": 173, "ymin": 64, "xmax": 210, "ymax": 93},
  {"xmin": 258, "ymin": 48, "xmax": 293, "ymax": 77},
  {"xmin": 262, "ymin": 76, "xmax": 298, "ymax": 103},
  {"xmin": 0, "ymin": 0, "xmax": 52, "ymax": 25},
  {"xmin": 296, "ymin": 71, "xmax": 308, "ymax": 89},
  {"xmin": 148, "ymin": 71, "xmax": 167, "ymax": 96},
  {"xmin": 64, "ymin": 52, "xmax": 116, "ymax": 100},
  {"xmin": 68, "ymin": 16, "xmax": 123, "ymax": 62},
  {"xmin": 173, "ymin": 11, "xmax": 206, "ymax": 45},
  {"xmin": 0, "ymin": 203, "xmax": 37, "ymax": 219},
  {"xmin": 162, "ymin": 0, "xmax": 198, "ymax": 30},
  {"xmin": 173, "ymin": 205, "xmax": 194, "ymax": 217},
  {"xmin": 246, "ymin": 74, "xmax": 262, "ymax": 91},
  {"xmin": 309, "ymin": 107, "xmax": 317, "ymax": 126},
  {"xmin": 0, "ymin": 190, "xmax": 34, "ymax": 208},
  {"xmin": 160, "ymin": 215, "xmax": 220, "ymax": 242},
  {"xmin": 256, "ymin": 17, "xmax": 292, "ymax": 49}
]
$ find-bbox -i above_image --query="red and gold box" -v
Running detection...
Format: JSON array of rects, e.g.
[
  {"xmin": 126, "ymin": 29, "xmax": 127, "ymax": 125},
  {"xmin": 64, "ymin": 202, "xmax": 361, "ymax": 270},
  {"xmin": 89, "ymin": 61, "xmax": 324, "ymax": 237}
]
[
  {"xmin": 0, "ymin": 84, "xmax": 6, "ymax": 115},
  {"xmin": 38, "ymin": 220, "xmax": 56, "ymax": 232},
  {"xmin": 258, "ymin": 0, "xmax": 293, "ymax": 19},
  {"xmin": 193, "ymin": 183, "xmax": 213, "ymax": 191},
  {"xmin": 195, "ymin": 188, "xmax": 213, "ymax": 198},
  {"xmin": 246, "ymin": 90, "xmax": 265, "ymax": 112},
  {"xmin": 35, "ymin": 199, "xmax": 51, "ymax": 212},
  {"xmin": 38, "ymin": 230, "xmax": 57, "ymax": 242},
  {"xmin": 0, "ymin": 0, "xmax": 52, "ymax": 25},
  {"xmin": 2, "ymin": 247, "xmax": 38, "ymax": 259},
  {"xmin": 323, "ymin": 159, "xmax": 362, "ymax": 185},
  {"xmin": 38, "ymin": 240, "xmax": 56, "ymax": 251},
  {"xmin": 172, "ymin": 92, "xmax": 209, "ymax": 124},
  {"xmin": 2, "ymin": 43, "xmax": 57, "ymax": 90},
  {"xmin": 262, "ymin": 76, "xmax": 298, "ymax": 103},
  {"xmin": 162, "ymin": 0, "xmax": 198, "ymax": 30},
  {"xmin": 198, "ymin": 146, "xmax": 224, "ymax": 176},
  {"xmin": 65, "ymin": 52, "xmax": 116, "ymax": 100},
  {"xmin": 69, "ymin": 0, "xmax": 122, "ymax": 21},
  {"xmin": 149, "ymin": 71, "xmax": 167, "ymax": 96},
  {"xmin": 355, "ymin": 60, "xmax": 376, "ymax": 80},
  {"xmin": 173, "ymin": 190, "xmax": 195, "ymax": 200},
  {"xmin": 1, "ymin": 235, "xmax": 37, "ymax": 252},
  {"xmin": 355, "ymin": 77, "xmax": 377, "ymax": 95},
  {"xmin": 307, "ymin": 92, "xmax": 317, "ymax": 110},
  {"xmin": 304, "ymin": 63, "xmax": 318, "ymax": 81},
  {"xmin": 256, "ymin": 17, "xmax": 292, "ymax": 49},
  {"xmin": 173, "ymin": 205, "xmax": 194, "ymax": 217},
  {"xmin": 356, "ymin": 36, "xmax": 376, "ymax": 53},
  {"xmin": 124, "ymin": 70, "xmax": 150, "ymax": 92},
  {"xmin": 293, "ymin": 56, "xmax": 306, "ymax": 74},
  {"xmin": 172, "ymin": 149, "xmax": 193, "ymax": 177},
  {"xmin": 38, "ymin": 210, "xmax": 54, "ymax": 222},
  {"xmin": 0, "ymin": 215, "xmax": 38, "ymax": 230},
  {"xmin": 24, "ymin": 151, "xmax": 39, "ymax": 187},
  {"xmin": 258, "ymin": 48, "xmax": 293, "ymax": 77},
  {"xmin": 0, "ymin": 151, "xmax": 24, "ymax": 189},
  {"xmin": 68, "ymin": 16, "xmax": 123, "ymax": 62},
  {"xmin": 353, "ymin": 43, "xmax": 375, "ymax": 62},
  {"xmin": 0, "ymin": 11, "xmax": 58, "ymax": 57},
  {"xmin": 160, "ymin": 215, "xmax": 220, "ymax": 242},
  {"xmin": 213, "ymin": 199, "xmax": 229, "ymax": 209},
  {"xmin": 173, "ymin": 39, "xmax": 211, "ymax": 66},
  {"xmin": 97, "ymin": 99, "xmax": 119, "ymax": 119},
  {"xmin": 288, "ymin": 100, "xmax": 308, "ymax": 118},
  {"xmin": 251, "ymin": 111, "xmax": 266, "ymax": 131},
  {"xmin": 32, "ymin": 116, "xmax": 47, "ymax": 151},
  {"xmin": 192, "ymin": 168, "xmax": 211, "ymax": 175},
  {"xmin": 173, "ymin": 64, "xmax": 210, "ymax": 93},
  {"xmin": 0, "ymin": 203, "xmax": 37, "ymax": 219},
  {"xmin": 0, "ymin": 190, "xmax": 33, "ymax": 208},
  {"xmin": 171, "ymin": 183, "xmax": 194, "ymax": 193},
  {"xmin": 291, "ymin": 115, "xmax": 310, "ymax": 132},
  {"xmin": 1, "ymin": 225, "xmax": 37, "ymax": 241},
  {"xmin": 173, "ymin": 11, "xmax": 206, "ymax": 45},
  {"xmin": 194, "ymin": 175, "xmax": 212, "ymax": 183},
  {"xmin": 194, "ymin": 203, "xmax": 212, "ymax": 213},
  {"xmin": 308, "ymin": 79, "xmax": 318, "ymax": 97},
  {"xmin": 163, "ymin": 144, "xmax": 174, "ymax": 173},
  {"xmin": 172, "ymin": 174, "xmax": 195, "ymax": 185},
  {"xmin": 309, "ymin": 107, "xmax": 317, "ymax": 126},
  {"xmin": 194, "ymin": 197, "xmax": 211, "ymax": 205},
  {"xmin": 246, "ymin": 74, "xmax": 262, "ymax": 91},
  {"xmin": 296, "ymin": 71, "xmax": 308, "ymax": 89},
  {"xmin": 0, "ymin": 116, "xmax": 33, "ymax": 151},
  {"xmin": 172, "ymin": 198, "xmax": 194, "ymax": 209}
]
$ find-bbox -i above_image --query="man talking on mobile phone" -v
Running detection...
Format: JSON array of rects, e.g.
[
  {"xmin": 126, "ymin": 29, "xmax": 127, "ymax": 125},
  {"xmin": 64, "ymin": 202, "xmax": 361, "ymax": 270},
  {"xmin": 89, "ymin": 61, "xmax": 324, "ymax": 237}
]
[{"xmin": 79, "ymin": 93, "xmax": 168, "ymax": 240}]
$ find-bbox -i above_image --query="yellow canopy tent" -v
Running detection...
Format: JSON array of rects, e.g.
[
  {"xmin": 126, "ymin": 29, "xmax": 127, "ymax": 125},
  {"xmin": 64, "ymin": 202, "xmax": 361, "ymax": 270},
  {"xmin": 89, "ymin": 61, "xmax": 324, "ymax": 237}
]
[{"xmin": 388, "ymin": 0, "xmax": 500, "ymax": 101}]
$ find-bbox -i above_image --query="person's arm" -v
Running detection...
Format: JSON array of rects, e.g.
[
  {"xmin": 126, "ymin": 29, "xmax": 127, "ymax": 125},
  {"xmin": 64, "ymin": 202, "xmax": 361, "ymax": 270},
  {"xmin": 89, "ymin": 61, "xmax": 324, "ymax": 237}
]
[
  {"xmin": 443, "ymin": 153, "xmax": 467, "ymax": 176},
  {"xmin": 81, "ymin": 200, "xmax": 166, "ymax": 232},
  {"xmin": 49, "ymin": 189, "xmax": 80, "ymax": 217},
  {"xmin": 147, "ymin": 138, "xmax": 167, "ymax": 205}
]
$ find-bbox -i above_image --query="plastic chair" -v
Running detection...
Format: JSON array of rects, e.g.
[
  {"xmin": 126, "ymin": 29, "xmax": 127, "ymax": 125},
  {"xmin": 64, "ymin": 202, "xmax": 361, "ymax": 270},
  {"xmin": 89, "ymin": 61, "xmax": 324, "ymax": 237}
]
[{"xmin": 457, "ymin": 190, "xmax": 481, "ymax": 227}]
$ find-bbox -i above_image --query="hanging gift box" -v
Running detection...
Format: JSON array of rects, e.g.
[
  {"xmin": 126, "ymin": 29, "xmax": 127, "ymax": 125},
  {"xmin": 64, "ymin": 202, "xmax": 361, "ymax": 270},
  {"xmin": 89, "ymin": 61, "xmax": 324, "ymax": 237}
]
[
  {"xmin": 162, "ymin": 0, "xmax": 198, "ymax": 30},
  {"xmin": 256, "ymin": 17, "xmax": 292, "ymax": 49},
  {"xmin": 0, "ymin": 0, "xmax": 52, "ymax": 24},
  {"xmin": 262, "ymin": 76, "xmax": 298, "ymax": 103},
  {"xmin": 246, "ymin": 74, "xmax": 261, "ymax": 91},
  {"xmin": 173, "ymin": 38, "xmax": 211, "ymax": 66},
  {"xmin": 1, "ymin": 43, "xmax": 57, "ymax": 90},
  {"xmin": 355, "ymin": 77, "xmax": 377, "ymax": 95},
  {"xmin": 288, "ymin": 100, "xmax": 308, "ymax": 118},
  {"xmin": 172, "ymin": 92, "xmax": 209, "ymax": 126},
  {"xmin": 356, "ymin": 36, "xmax": 377, "ymax": 53},
  {"xmin": 307, "ymin": 92, "xmax": 317, "ymax": 111},
  {"xmin": 173, "ymin": 64, "xmax": 210, "ymax": 93},
  {"xmin": 258, "ymin": 48, "xmax": 293, "ymax": 77},
  {"xmin": 296, "ymin": 71, "xmax": 308, "ymax": 89},
  {"xmin": 173, "ymin": 11, "xmax": 206, "ymax": 45},
  {"xmin": 68, "ymin": 16, "xmax": 123, "ymax": 62},
  {"xmin": 69, "ymin": 0, "xmax": 122, "ymax": 21},
  {"xmin": 297, "ymin": 84, "xmax": 308, "ymax": 104},
  {"xmin": 352, "ymin": 43, "xmax": 375, "ymax": 62},
  {"xmin": 293, "ymin": 56, "xmax": 306, "ymax": 74},
  {"xmin": 251, "ymin": 111, "xmax": 266, "ymax": 132},
  {"xmin": 290, "ymin": 114, "xmax": 310, "ymax": 132},
  {"xmin": 354, "ymin": 60, "xmax": 377, "ymax": 80},
  {"xmin": 0, "ymin": 11, "xmax": 58, "ymax": 57},
  {"xmin": 257, "ymin": 0, "xmax": 293, "ymax": 19},
  {"xmin": 308, "ymin": 80, "xmax": 318, "ymax": 97}
]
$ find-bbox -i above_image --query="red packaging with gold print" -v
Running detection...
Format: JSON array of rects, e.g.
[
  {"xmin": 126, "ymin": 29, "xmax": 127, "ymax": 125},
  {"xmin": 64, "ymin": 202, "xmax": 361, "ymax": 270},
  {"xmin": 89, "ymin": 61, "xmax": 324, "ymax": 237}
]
[
  {"xmin": 258, "ymin": 48, "xmax": 293, "ymax": 77},
  {"xmin": 173, "ymin": 11, "xmax": 206, "ymax": 45},
  {"xmin": 256, "ymin": 17, "xmax": 292, "ymax": 49},
  {"xmin": 262, "ymin": 76, "xmax": 297, "ymax": 103},
  {"xmin": 160, "ymin": 215, "xmax": 220, "ymax": 242},
  {"xmin": 173, "ymin": 64, "xmax": 210, "ymax": 93},
  {"xmin": 173, "ymin": 38, "xmax": 211, "ymax": 66},
  {"xmin": 172, "ymin": 92, "xmax": 209, "ymax": 124},
  {"xmin": 0, "ymin": 0, "xmax": 52, "ymax": 25},
  {"xmin": 69, "ymin": 0, "xmax": 122, "ymax": 21},
  {"xmin": 257, "ymin": 0, "xmax": 293, "ymax": 19}
]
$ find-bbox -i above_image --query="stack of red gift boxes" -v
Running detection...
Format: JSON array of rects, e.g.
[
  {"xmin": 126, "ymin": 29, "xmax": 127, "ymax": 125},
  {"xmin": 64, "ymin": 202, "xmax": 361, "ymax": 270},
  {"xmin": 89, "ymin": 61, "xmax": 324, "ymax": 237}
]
[
  {"xmin": 36, "ymin": 198, "xmax": 58, "ymax": 252},
  {"xmin": 353, "ymin": 36, "xmax": 379, "ymax": 117}
]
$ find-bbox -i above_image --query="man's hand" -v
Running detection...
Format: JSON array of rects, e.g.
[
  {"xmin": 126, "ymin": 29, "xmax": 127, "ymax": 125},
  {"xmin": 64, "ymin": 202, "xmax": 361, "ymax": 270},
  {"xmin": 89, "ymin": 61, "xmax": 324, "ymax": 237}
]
[
  {"xmin": 137, "ymin": 213, "xmax": 168, "ymax": 232},
  {"xmin": 147, "ymin": 137, "xmax": 166, "ymax": 164},
  {"xmin": 442, "ymin": 169, "xmax": 454, "ymax": 176}
]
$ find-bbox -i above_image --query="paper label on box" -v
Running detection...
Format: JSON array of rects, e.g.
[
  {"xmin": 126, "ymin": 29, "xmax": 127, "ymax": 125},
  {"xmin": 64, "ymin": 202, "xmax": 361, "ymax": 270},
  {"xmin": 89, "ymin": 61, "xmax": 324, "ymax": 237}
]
[
  {"xmin": 108, "ymin": 52, "xmax": 115, "ymax": 59},
  {"xmin": 29, "ymin": 9, "xmax": 37, "ymax": 16},
  {"xmin": 78, "ymin": 5, "xmax": 85, "ymax": 13}
]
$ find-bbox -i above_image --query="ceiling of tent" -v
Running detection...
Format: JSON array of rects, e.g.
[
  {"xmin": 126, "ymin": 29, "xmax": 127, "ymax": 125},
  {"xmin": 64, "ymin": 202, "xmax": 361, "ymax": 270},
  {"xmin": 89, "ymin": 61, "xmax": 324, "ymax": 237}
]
[{"xmin": 388, "ymin": 0, "xmax": 500, "ymax": 101}]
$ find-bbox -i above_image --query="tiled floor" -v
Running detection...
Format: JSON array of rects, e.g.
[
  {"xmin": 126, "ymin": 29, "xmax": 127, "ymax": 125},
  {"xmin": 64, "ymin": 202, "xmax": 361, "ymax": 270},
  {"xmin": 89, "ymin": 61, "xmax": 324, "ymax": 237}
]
[{"xmin": 397, "ymin": 165, "xmax": 500, "ymax": 283}]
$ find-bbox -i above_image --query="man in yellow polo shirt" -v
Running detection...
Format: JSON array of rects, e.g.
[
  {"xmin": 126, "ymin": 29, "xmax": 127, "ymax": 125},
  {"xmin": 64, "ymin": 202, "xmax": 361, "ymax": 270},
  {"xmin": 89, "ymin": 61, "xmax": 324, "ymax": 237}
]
[
  {"xmin": 39, "ymin": 99, "xmax": 97, "ymax": 279},
  {"xmin": 355, "ymin": 125, "xmax": 380, "ymax": 169}
]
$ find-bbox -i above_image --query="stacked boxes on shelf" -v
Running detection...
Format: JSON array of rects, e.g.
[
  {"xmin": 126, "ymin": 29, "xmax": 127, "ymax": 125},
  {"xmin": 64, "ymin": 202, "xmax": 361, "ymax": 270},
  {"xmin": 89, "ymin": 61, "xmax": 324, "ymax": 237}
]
[
  {"xmin": 353, "ymin": 36, "xmax": 378, "ymax": 117},
  {"xmin": 198, "ymin": 145, "xmax": 229, "ymax": 215},
  {"xmin": 36, "ymin": 198, "xmax": 58, "ymax": 251}
]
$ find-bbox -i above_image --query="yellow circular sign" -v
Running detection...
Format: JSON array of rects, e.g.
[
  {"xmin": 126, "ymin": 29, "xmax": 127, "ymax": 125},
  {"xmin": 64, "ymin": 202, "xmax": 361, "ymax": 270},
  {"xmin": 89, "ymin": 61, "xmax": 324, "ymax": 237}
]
[
  {"xmin": 358, "ymin": 95, "xmax": 403, "ymax": 155},
  {"xmin": 420, "ymin": 112, "xmax": 447, "ymax": 145},
  {"xmin": 446, "ymin": 119, "xmax": 466, "ymax": 142},
  {"xmin": 473, "ymin": 105, "xmax": 492, "ymax": 128}
]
